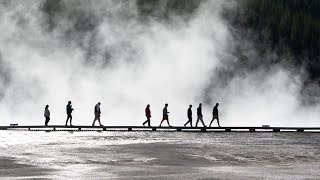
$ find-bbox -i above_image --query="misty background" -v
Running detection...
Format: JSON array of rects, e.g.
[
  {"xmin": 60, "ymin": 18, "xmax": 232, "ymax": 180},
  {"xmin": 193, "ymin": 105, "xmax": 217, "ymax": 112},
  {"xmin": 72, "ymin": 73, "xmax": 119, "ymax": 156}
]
[{"xmin": 0, "ymin": 0, "xmax": 319, "ymax": 126}]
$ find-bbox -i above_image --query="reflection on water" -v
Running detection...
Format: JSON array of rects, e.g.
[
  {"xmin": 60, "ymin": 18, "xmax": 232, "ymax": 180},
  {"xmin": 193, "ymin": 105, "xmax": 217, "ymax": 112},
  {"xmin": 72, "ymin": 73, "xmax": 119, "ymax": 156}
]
[{"xmin": 0, "ymin": 131, "xmax": 320, "ymax": 179}]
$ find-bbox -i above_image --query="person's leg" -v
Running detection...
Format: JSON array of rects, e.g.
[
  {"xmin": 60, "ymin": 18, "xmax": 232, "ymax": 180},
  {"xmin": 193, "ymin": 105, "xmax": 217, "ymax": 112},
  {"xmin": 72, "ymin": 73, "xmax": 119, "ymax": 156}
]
[
  {"xmin": 167, "ymin": 118, "xmax": 171, "ymax": 126},
  {"xmin": 143, "ymin": 118, "xmax": 148, "ymax": 126},
  {"xmin": 185, "ymin": 118, "xmax": 191, "ymax": 126},
  {"xmin": 217, "ymin": 117, "xmax": 220, "ymax": 127},
  {"xmin": 70, "ymin": 115, "xmax": 73, "ymax": 126},
  {"xmin": 159, "ymin": 119, "xmax": 164, "ymax": 127},
  {"xmin": 98, "ymin": 117, "xmax": 103, "ymax": 126},
  {"xmin": 92, "ymin": 117, "xmax": 96, "ymax": 126},
  {"xmin": 196, "ymin": 116, "xmax": 199, "ymax": 127},
  {"xmin": 147, "ymin": 118, "xmax": 150, "ymax": 127},
  {"xmin": 45, "ymin": 117, "xmax": 48, "ymax": 126},
  {"xmin": 209, "ymin": 118, "xmax": 214, "ymax": 127},
  {"xmin": 201, "ymin": 116, "xmax": 206, "ymax": 127},
  {"xmin": 65, "ymin": 116, "xmax": 69, "ymax": 126}
]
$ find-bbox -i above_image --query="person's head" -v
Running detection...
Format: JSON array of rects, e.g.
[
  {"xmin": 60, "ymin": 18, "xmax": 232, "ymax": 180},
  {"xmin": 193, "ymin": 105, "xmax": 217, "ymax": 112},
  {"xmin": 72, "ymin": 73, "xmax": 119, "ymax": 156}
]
[
  {"xmin": 199, "ymin": 103, "xmax": 202, "ymax": 107},
  {"xmin": 147, "ymin": 104, "xmax": 150, "ymax": 108},
  {"xmin": 216, "ymin": 103, "xmax": 219, "ymax": 107},
  {"xmin": 68, "ymin": 101, "xmax": 71, "ymax": 104},
  {"xmin": 165, "ymin": 103, "xmax": 168, "ymax": 107},
  {"xmin": 45, "ymin": 105, "xmax": 49, "ymax": 109},
  {"xmin": 98, "ymin": 102, "xmax": 101, "ymax": 106},
  {"xmin": 189, "ymin": 104, "xmax": 192, "ymax": 108}
]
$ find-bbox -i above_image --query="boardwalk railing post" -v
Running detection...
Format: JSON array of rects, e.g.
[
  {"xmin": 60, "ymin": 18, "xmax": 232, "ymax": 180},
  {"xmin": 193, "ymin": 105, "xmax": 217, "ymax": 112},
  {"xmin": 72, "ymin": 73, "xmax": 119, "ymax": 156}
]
[
  {"xmin": 273, "ymin": 128, "xmax": 280, "ymax": 132},
  {"xmin": 78, "ymin": 128, "xmax": 81, "ymax": 131},
  {"xmin": 297, "ymin": 128, "xmax": 304, "ymax": 132},
  {"xmin": 201, "ymin": 128, "xmax": 206, "ymax": 132},
  {"xmin": 225, "ymin": 128, "xmax": 231, "ymax": 132},
  {"xmin": 249, "ymin": 128, "xmax": 255, "ymax": 132},
  {"xmin": 152, "ymin": 127, "xmax": 157, "ymax": 131},
  {"xmin": 53, "ymin": 127, "xmax": 56, "ymax": 131},
  {"xmin": 176, "ymin": 128, "xmax": 181, "ymax": 132},
  {"xmin": 103, "ymin": 127, "xmax": 106, "ymax": 131},
  {"xmin": 128, "ymin": 127, "xmax": 132, "ymax": 131}
]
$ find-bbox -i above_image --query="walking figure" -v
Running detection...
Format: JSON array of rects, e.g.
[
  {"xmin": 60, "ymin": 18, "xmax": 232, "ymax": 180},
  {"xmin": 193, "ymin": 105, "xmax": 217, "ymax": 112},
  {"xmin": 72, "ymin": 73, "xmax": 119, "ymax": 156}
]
[
  {"xmin": 65, "ymin": 101, "xmax": 74, "ymax": 126},
  {"xmin": 44, "ymin": 105, "xmax": 50, "ymax": 126},
  {"xmin": 196, "ymin": 103, "xmax": 206, "ymax": 127},
  {"xmin": 92, "ymin": 102, "xmax": 103, "ymax": 126},
  {"xmin": 184, "ymin": 105, "xmax": 193, "ymax": 127},
  {"xmin": 159, "ymin": 103, "xmax": 171, "ymax": 127},
  {"xmin": 209, "ymin": 103, "xmax": 220, "ymax": 127},
  {"xmin": 143, "ymin": 104, "xmax": 151, "ymax": 127}
]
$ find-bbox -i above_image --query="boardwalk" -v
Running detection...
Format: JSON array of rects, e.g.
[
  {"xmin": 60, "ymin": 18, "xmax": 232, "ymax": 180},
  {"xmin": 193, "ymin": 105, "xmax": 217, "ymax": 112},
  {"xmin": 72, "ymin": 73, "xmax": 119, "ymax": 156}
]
[{"xmin": 1, "ymin": 125, "xmax": 320, "ymax": 132}]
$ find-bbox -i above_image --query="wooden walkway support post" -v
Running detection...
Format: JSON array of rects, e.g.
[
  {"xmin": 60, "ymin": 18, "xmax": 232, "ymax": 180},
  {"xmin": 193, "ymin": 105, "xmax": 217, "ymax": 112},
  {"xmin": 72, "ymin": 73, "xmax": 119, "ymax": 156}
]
[
  {"xmin": 273, "ymin": 128, "xmax": 280, "ymax": 132},
  {"xmin": 297, "ymin": 128, "xmax": 304, "ymax": 132}
]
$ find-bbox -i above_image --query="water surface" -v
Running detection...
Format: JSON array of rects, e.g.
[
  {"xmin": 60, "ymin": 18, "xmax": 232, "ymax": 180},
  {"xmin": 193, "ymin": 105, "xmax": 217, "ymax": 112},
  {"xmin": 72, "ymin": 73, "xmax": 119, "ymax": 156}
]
[{"xmin": 0, "ymin": 131, "xmax": 319, "ymax": 179}]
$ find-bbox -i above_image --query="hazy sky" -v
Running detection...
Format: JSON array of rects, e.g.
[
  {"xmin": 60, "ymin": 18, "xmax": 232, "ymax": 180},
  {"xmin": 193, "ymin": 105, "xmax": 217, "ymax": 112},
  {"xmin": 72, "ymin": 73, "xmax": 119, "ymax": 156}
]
[{"xmin": 0, "ymin": 0, "xmax": 319, "ymax": 126}]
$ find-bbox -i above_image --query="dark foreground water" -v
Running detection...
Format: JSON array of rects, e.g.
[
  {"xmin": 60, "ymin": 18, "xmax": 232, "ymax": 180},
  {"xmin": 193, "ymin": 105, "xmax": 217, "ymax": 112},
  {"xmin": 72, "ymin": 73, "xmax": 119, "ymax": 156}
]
[{"xmin": 0, "ymin": 131, "xmax": 320, "ymax": 179}]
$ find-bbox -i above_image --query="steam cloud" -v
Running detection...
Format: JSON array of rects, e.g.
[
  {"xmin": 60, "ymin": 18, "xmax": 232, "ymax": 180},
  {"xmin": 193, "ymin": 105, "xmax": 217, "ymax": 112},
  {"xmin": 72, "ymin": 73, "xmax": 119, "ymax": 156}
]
[{"xmin": 0, "ymin": 0, "xmax": 319, "ymax": 126}]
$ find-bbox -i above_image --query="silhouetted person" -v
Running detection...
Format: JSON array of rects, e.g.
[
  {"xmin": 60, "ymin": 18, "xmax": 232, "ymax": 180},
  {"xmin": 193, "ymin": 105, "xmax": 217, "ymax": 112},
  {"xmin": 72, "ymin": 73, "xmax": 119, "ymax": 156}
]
[
  {"xmin": 65, "ymin": 101, "xmax": 74, "ymax": 126},
  {"xmin": 92, "ymin": 102, "xmax": 103, "ymax": 126},
  {"xmin": 209, "ymin": 103, "xmax": 220, "ymax": 127},
  {"xmin": 196, "ymin": 103, "xmax": 206, "ymax": 127},
  {"xmin": 184, "ymin": 105, "xmax": 193, "ymax": 127},
  {"xmin": 44, "ymin": 105, "xmax": 50, "ymax": 126},
  {"xmin": 143, "ymin": 104, "xmax": 151, "ymax": 127},
  {"xmin": 159, "ymin": 103, "xmax": 171, "ymax": 127}
]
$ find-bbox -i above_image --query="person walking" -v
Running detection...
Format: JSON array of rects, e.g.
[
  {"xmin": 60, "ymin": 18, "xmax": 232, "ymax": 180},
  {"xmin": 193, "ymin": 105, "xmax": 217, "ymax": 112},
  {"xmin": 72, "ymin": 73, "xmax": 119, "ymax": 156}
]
[
  {"xmin": 209, "ymin": 103, "xmax": 220, "ymax": 127},
  {"xmin": 143, "ymin": 104, "xmax": 151, "ymax": 127},
  {"xmin": 65, "ymin": 101, "xmax": 74, "ymax": 126},
  {"xmin": 92, "ymin": 102, "xmax": 103, "ymax": 126},
  {"xmin": 195, "ymin": 103, "xmax": 206, "ymax": 127},
  {"xmin": 44, "ymin": 105, "xmax": 50, "ymax": 126},
  {"xmin": 159, "ymin": 103, "xmax": 171, "ymax": 127},
  {"xmin": 184, "ymin": 105, "xmax": 193, "ymax": 127}
]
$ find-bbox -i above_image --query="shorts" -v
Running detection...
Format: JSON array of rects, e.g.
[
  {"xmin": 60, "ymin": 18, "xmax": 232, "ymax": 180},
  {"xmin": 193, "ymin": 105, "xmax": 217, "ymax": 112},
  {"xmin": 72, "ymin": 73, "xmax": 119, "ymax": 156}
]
[{"xmin": 67, "ymin": 113, "xmax": 72, "ymax": 118}]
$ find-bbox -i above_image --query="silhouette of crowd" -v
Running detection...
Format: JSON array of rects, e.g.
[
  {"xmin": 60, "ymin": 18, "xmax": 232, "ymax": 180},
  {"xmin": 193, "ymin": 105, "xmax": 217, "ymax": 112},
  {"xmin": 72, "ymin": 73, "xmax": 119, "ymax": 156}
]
[{"xmin": 44, "ymin": 101, "xmax": 221, "ymax": 127}]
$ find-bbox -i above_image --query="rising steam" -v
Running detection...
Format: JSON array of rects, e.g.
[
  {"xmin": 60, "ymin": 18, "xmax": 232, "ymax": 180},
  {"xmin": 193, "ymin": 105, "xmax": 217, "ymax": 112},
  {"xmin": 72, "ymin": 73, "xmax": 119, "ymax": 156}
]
[{"xmin": 0, "ymin": 0, "xmax": 319, "ymax": 126}]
